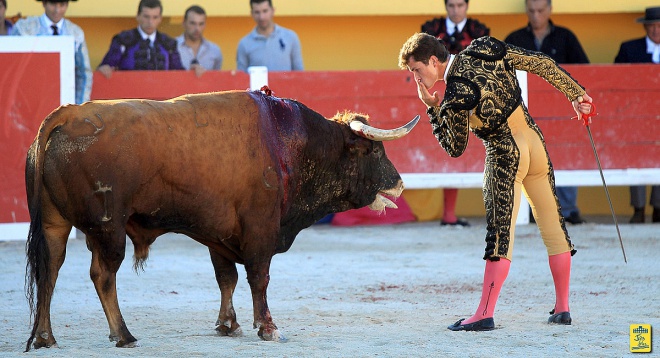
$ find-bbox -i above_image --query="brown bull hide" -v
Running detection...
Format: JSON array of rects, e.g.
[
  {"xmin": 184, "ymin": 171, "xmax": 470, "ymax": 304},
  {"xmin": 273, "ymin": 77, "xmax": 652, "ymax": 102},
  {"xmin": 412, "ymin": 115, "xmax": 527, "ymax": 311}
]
[{"xmin": 24, "ymin": 89, "xmax": 412, "ymax": 350}]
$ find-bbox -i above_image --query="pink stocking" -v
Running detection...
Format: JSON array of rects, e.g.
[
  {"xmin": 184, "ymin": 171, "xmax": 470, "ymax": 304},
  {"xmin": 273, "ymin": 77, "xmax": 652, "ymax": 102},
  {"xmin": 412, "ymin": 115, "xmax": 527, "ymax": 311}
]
[
  {"xmin": 442, "ymin": 188, "xmax": 458, "ymax": 222},
  {"xmin": 462, "ymin": 258, "xmax": 511, "ymax": 324},
  {"xmin": 548, "ymin": 252, "xmax": 571, "ymax": 313}
]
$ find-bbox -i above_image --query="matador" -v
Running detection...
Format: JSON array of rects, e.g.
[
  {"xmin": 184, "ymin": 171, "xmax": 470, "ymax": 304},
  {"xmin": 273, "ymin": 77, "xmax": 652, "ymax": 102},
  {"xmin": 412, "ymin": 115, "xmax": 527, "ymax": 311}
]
[{"xmin": 398, "ymin": 33, "xmax": 594, "ymax": 331}]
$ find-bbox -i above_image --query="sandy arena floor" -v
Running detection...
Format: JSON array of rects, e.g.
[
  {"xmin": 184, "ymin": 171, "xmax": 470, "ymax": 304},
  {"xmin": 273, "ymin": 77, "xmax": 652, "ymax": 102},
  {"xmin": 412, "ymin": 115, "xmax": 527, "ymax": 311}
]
[{"xmin": 0, "ymin": 218, "xmax": 658, "ymax": 357}]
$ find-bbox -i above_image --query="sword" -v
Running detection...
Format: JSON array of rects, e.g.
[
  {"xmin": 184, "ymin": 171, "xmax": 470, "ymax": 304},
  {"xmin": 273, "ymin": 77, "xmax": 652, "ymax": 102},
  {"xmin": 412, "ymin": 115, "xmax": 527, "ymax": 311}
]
[{"xmin": 577, "ymin": 102, "xmax": 627, "ymax": 263}]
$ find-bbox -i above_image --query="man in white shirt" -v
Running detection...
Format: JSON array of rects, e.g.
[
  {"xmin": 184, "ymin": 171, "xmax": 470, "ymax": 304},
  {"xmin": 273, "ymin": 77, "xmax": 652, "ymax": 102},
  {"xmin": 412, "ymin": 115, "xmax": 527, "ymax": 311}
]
[{"xmin": 11, "ymin": 0, "xmax": 92, "ymax": 104}]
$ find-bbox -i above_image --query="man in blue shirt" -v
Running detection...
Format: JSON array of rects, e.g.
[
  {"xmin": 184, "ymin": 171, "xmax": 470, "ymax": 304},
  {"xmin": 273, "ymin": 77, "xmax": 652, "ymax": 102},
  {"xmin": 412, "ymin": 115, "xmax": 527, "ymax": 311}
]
[
  {"xmin": 236, "ymin": 0, "xmax": 303, "ymax": 72},
  {"xmin": 11, "ymin": 0, "xmax": 92, "ymax": 104},
  {"xmin": 176, "ymin": 5, "xmax": 222, "ymax": 78}
]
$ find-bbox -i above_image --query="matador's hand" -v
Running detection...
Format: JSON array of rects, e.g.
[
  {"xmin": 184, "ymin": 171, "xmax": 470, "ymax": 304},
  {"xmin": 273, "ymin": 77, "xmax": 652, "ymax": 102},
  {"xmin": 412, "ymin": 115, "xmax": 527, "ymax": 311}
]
[
  {"xmin": 416, "ymin": 77, "xmax": 441, "ymax": 108},
  {"xmin": 571, "ymin": 93, "xmax": 593, "ymax": 122}
]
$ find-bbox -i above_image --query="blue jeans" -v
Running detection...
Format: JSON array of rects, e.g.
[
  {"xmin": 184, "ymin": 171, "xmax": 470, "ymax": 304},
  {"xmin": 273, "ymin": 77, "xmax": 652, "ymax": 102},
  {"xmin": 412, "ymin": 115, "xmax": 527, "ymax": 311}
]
[{"xmin": 556, "ymin": 186, "xmax": 579, "ymax": 217}]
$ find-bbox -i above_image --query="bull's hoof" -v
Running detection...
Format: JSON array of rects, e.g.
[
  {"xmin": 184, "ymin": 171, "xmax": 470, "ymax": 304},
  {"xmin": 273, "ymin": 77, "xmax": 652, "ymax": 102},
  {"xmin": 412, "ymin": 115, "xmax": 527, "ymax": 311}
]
[
  {"xmin": 115, "ymin": 339, "xmax": 140, "ymax": 348},
  {"xmin": 258, "ymin": 327, "xmax": 287, "ymax": 342},
  {"xmin": 32, "ymin": 332, "xmax": 58, "ymax": 349},
  {"xmin": 32, "ymin": 340, "xmax": 58, "ymax": 349},
  {"xmin": 216, "ymin": 324, "xmax": 243, "ymax": 337}
]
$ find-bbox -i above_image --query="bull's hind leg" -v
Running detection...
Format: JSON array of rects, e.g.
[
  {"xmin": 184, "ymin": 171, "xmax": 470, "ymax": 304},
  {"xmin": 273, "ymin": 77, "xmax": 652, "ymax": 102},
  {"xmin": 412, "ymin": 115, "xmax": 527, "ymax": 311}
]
[
  {"xmin": 209, "ymin": 249, "xmax": 242, "ymax": 337},
  {"xmin": 244, "ymin": 257, "xmax": 286, "ymax": 342},
  {"xmin": 87, "ymin": 230, "xmax": 138, "ymax": 347},
  {"xmin": 27, "ymin": 199, "xmax": 72, "ymax": 350}
]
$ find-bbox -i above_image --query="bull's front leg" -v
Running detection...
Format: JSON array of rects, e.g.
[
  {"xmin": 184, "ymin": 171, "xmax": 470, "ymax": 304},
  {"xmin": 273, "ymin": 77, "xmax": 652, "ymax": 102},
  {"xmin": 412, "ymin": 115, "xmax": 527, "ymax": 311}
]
[
  {"xmin": 208, "ymin": 249, "xmax": 242, "ymax": 337},
  {"xmin": 244, "ymin": 258, "xmax": 286, "ymax": 342}
]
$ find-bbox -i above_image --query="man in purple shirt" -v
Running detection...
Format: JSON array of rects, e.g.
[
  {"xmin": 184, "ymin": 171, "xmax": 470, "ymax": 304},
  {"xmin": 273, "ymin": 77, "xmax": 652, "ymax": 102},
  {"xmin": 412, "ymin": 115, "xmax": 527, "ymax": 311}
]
[{"xmin": 98, "ymin": 0, "xmax": 182, "ymax": 78}]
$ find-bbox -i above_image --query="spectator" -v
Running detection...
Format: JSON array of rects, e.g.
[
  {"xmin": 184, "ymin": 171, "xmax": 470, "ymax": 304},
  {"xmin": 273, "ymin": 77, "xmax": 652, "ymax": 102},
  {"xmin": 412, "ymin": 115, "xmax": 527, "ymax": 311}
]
[
  {"xmin": 399, "ymin": 32, "xmax": 593, "ymax": 331},
  {"xmin": 421, "ymin": 0, "xmax": 489, "ymax": 227},
  {"xmin": 176, "ymin": 5, "xmax": 222, "ymax": 78},
  {"xmin": 11, "ymin": 0, "xmax": 92, "ymax": 104},
  {"xmin": 236, "ymin": 0, "xmax": 303, "ymax": 72},
  {"xmin": 98, "ymin": 0, "xmax": 183, "ymax": 78},
  {"xmin": 1, "ymin": 0, "xmax": 13, "ymax": 35},
  {"xmin": 421, "ymin": 0, "xmax": 490, "ymax": 54},
  {"xmin": 614, "ymin": 6, "xmax": 660, "ymax": 224},
  {"xmin": 505, "ymin": 0, "xmax": 589, "ymax": 224}
]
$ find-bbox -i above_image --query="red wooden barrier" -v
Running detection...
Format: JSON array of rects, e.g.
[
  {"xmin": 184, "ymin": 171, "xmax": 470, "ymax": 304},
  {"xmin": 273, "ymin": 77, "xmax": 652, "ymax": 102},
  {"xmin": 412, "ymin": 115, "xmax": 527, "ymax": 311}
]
[
  {"xmin": 0, "ymin": 52, "xmax": 62, "ymax": 224},
  {"xmin": 1, "ymin": 65, "xmax": 658, "ymax": 224},
  {"xmin": 528, "ymin": 64, "xmax": 660, "ymax": 171}
]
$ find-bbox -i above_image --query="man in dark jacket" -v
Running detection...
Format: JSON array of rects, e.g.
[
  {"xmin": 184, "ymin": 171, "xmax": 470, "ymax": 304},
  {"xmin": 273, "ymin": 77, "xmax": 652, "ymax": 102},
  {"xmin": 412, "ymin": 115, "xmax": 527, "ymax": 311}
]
[
  {"xmin": 505, "ymin": 0, "xmax": 589, "ymax": 225},
  {"xmin": 422, "ymin": 0, "xmax": 489, "ymax": 55},
  {"xmin": 615, "ymin": 6, "xmax": 660, "ymax": 64},
  {"xmin": 614, "ymin": 6, "xmax": 660, "ymax": 223},
  {"xmin": 421, "ymin": 0, "xmax": 489, "ymax": 227},
  {"xmin": 98, "ymin": 0, "xmax": 183, "ymax": 78}
]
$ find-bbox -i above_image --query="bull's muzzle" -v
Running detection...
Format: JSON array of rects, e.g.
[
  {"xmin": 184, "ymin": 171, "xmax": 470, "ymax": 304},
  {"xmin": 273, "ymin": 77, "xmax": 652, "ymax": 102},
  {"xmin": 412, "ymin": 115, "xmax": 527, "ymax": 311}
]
[{"xmin": 368, "ymin": 180, "xmax": 405, "ymax": 212}]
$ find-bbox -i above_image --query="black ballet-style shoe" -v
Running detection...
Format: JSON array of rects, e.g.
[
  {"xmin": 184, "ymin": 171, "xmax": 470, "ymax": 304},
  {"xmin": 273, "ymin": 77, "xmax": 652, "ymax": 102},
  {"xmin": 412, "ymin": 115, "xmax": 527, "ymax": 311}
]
[
  {"xmin": 630, "ymin": 208, "xmax": 645, "ymax": 223},
  {"xmin": 548, "ymin": 309, "xmax": 572, "ymax": 325},
  {"xmin": 440, "ymin": 218, "xmax": 470, "ymax": 227},
  {"xmin": 447, "ymin": 317, "xmax": 495, "ymax": 331}
]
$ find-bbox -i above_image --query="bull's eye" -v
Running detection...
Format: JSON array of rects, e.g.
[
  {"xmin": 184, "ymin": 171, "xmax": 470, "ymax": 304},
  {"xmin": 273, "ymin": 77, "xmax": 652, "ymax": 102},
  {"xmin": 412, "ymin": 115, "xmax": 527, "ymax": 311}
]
[{"xmin": 372, "ymin": 143, "xmax": 384, "ymax": 155}]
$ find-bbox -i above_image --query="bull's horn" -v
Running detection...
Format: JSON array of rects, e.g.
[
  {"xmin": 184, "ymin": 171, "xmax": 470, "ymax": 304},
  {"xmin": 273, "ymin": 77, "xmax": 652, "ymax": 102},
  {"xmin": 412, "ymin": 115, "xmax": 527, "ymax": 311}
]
[{"xmin": 350, "ymin": 115, "xmax": 419, "ymax": 141}]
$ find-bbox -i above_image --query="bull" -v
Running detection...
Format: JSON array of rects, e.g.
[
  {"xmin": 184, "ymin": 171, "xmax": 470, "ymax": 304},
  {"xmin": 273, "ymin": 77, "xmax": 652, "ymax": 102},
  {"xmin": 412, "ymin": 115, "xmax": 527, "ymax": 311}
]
[{"xmin": 24, "ymin": 89, "xmax": 418, "ymax": 350}]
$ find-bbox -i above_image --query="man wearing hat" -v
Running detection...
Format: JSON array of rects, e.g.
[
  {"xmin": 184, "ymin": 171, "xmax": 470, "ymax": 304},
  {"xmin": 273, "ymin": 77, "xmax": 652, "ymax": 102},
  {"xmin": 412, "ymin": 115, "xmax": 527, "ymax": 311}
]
[
  {"xmin": 10, "ymin": 0, "xmax": 92, "ymax": 105},
  {"xmin": 615, "ymin": 7, "xmax": 660, "ymax": 63},
  {"xmin": 614, "ymin": 6, "xmax": 660, "ymax": 224}
]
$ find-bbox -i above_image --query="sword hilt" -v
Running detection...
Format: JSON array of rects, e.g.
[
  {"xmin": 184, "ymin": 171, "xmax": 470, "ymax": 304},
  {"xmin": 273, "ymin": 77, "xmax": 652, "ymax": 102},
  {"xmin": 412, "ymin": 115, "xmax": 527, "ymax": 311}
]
[{"xmin": 578, "ymin": 102, "xmax": 597, "ymax": 126}]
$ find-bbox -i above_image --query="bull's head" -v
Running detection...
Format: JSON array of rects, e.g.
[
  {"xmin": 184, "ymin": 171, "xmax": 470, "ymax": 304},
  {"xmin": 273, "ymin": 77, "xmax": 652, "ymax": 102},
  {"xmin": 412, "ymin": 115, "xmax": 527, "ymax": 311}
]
[{"xmin": 349, "ymin": 115, "xmax": 420, "ymax": 211}]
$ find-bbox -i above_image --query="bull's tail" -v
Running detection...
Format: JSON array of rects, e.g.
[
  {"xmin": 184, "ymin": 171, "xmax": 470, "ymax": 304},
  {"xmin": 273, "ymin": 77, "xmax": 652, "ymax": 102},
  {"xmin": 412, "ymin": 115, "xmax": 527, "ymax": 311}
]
[
  {"xmin": 24, "ymin": 140, "xmax": 53, "ymax": 351},
  {"xmin": 24, "ymin": 110, "xmax": 67, "ymax": 352},
  {"xmin": 24, "ymin": 203, "xmax": 49, "ymax": 352}
]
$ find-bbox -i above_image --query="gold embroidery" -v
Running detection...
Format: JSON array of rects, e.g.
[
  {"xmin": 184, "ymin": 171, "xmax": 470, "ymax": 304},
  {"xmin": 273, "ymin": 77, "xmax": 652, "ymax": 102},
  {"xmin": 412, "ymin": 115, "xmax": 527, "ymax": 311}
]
[
  {"xmin": 505, "ymin": 44, "xmax": 585, "ymax": 101},
  {"xmin": 427, "ymin": 37, "xmax": 577, "ymax": 259}
]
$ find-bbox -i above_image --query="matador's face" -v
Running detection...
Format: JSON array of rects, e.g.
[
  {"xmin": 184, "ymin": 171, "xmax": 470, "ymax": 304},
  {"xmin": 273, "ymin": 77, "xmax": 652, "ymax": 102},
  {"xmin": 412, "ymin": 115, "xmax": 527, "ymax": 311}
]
[{"xmin": 406, "ymin": 56, "xmax": 442, "ymax": 89}]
